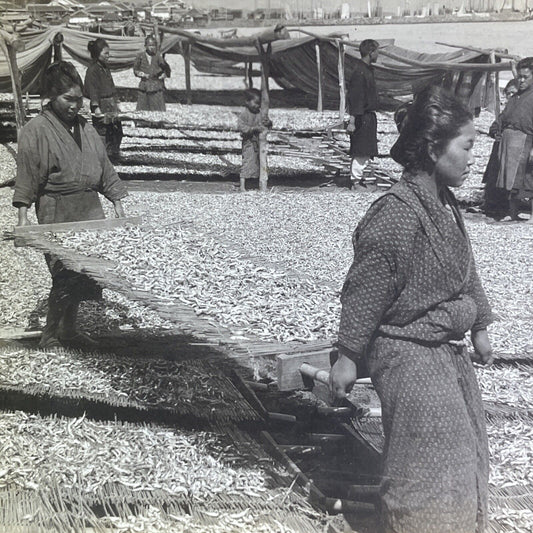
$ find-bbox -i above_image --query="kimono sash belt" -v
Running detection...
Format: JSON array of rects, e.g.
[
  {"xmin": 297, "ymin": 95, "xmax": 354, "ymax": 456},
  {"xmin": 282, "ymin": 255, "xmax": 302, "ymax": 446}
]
[{"xmin": 379, "ymin": 293, "xmax": 477, "ymax": 346}]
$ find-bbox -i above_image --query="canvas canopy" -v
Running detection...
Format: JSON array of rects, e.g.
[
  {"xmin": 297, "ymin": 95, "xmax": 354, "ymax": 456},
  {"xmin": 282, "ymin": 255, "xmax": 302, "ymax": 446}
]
[
  {"xmin": 0, "ymin": 25, "xmax": 512, "ymax": 108},
  {"xmin": 0, "ymin": 28, "xmax": 54, "ymax": 93}
]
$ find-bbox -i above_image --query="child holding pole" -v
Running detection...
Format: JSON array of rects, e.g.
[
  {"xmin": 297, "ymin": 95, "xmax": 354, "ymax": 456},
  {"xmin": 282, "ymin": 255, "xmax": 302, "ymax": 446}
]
[{"xmin": 237, "ymin": 89, "xmax": 271, "ymax": 191}]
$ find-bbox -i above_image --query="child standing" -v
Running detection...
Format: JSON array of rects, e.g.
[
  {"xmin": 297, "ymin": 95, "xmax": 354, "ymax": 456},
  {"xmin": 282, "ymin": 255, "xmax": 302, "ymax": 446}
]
[{"xmin": 237, "ymin": 89, "xmax": 271, "ymax": 191}]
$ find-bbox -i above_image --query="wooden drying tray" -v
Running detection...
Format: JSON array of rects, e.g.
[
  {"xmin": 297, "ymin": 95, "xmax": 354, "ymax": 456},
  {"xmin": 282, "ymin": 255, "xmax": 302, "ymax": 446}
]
[{"xmin": 13, "ymin": 216, "xmax": 142, "ymax": 247}]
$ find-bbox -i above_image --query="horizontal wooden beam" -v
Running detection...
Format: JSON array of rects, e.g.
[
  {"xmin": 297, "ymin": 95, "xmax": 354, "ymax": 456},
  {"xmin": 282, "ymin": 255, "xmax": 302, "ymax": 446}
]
[{"xmin": 141, "ymin": 23, "xmax": 288, "ymax": 48}]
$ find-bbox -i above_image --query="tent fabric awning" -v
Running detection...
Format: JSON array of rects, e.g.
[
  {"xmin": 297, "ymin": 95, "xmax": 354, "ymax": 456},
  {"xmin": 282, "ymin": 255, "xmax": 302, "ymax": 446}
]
[
  {"xmin": 0, "ymin": 27, "xmax": 55, "ymax": 93},
  {"xmin": 0, "ymin": 25, "xmax": 512, "ymax": 109}
]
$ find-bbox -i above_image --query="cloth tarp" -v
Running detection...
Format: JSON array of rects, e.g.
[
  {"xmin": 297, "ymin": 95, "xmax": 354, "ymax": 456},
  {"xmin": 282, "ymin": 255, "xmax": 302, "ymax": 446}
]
[
  {"xmin": 1, "ymin": 26, "xmax": 510, "ymax": 108},
  {"xmin": 60, "ymin": 27, "xmax": 182, "ymax": 70},
  {"xmin": 0, "ymin": 27, "xmax": 55, "ymax": 93}
]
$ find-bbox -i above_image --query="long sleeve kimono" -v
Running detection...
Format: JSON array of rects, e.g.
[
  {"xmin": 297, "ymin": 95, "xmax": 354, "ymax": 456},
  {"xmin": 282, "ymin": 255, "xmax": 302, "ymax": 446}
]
[
  {"xmin": 84, "ymin": 60, "xmax": 123, "ymax": 159},
  {"xmin": 13, "ymin": 108, "xmax": 127, "ymax": 302},
  {"xmin": 346, "ymin": 58, "xmax": 379, "ymax": 158},
  {"xmin": 338, "ymin": 174, "xmax": 492, "ymax": 533},
  {"xmin": 496, "ymin": 85, "xmax": 533, "ymax": 198},
  {"xmin": 133, "ymin": 51, "xmax": 170, "ymax": 111}
]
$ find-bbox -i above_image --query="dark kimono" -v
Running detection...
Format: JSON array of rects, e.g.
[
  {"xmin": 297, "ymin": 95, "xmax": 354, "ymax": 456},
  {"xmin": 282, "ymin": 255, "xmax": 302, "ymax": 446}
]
[
  {"xmin": 497, "ymin": 85, "xmax": 533, "ymax": 199},
  {"xmin": 347, "ymin": 58, "xmax": 379, "ymax": 158},
  {"xmin": 338, "ymin": 175, "xmax": 492, "ymax": 533},
  {"xmin": 237, "ymin": 107, "xmax": 261, "ymax": 180},
  {"xmin": 84, "ymin": 60, "xmax": 123, "ymax": 161},
  {"xmin": 482, "ymin": 118, "xmax": 508, "ymax": 213},
  {"xmin": 133, "ymin": 51, "xmax": 170, "ymax": 111},
  {"xmin": 13, "ymin": 109, "xmax": 127, "ymax": 303}
]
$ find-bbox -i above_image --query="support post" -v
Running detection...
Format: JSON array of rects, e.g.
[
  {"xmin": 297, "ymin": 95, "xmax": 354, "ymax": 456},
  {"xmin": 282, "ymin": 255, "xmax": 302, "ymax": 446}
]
[
  {"xmin": 53, "ymin": 32, "xmax": 63, "ymax": 62},
  {"xmin": 184, "ymin": 41, "xmax": 192, "ymax": 105},
  {"xmin": 153, "ymin": 19, "xmax": 159, "ymax": 45},
  {"xmin": 248, "ymin": 62, "xmax": 254, "ymax": 88},
  {"xmin": 336, "ymin": 39, "xmax": 345, "ymax": 120},
  {"xmin": 0, "ymin": 32, "xmax": 25, "ymax": 134},
  {"xmin": 490, "ymin": 51, "xmax": 500, "ymax": 118},
  {"xmin": 255, "ymin": 39, "xmax": 271, "ymax": 192},
  {"xmin": 315, "ymin": 41, "xmax": 323, "ymax": 112}
]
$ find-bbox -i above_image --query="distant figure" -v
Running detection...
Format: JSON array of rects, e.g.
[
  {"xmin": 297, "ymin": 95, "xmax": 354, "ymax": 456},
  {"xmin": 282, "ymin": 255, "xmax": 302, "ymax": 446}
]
[
  {"xmin": 481, "ymin": 78, "xmax": 519, "ymax": 217},
  {"xmin": 133, "ymin": 35, "xmax": 171, "ymax": 112},
  {"xmin": 346, "ymin": 39, "xmax": 380, "ymax": 185},
  {"xmin": 496, "ymin": 57, "xmax": 533, "ymax": 222},
  {"xmin": 237, "ymin": 89, "xmax": 271, "ymax": 191},
  {"xmin": 84, "ymin": 37, "xmax": 123, "ymax": 162}
]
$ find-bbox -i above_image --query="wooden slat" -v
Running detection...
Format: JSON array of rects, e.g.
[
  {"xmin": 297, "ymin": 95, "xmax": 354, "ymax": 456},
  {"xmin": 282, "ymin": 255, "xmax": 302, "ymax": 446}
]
[
  {"xmin": 14, "ymin": 216, "xmax": 142, "ymax": 236},
  {"xmin": 0, "ymin": 328, "xmax": 41, "ymax": 341},
  {"xmin": 276, "ymin": 348, "xmax": 335, "ymax": 391}
]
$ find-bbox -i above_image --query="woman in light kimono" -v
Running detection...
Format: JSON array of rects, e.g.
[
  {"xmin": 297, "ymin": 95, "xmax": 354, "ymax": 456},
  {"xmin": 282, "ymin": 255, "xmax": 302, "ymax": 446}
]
[
  {"xmin": 13, "ymin": 61, "xmax": 127, "ymax": 349},
  {"xmin": 331, "ymin": 86, "xmax": 493, "ymax": 533}
]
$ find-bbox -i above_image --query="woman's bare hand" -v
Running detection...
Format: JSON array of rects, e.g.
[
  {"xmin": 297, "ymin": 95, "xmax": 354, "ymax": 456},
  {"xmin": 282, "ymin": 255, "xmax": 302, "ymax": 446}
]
[
  {"xmin": 471, "ymin": 329, "xmax": 494, "ymax": 366},
  {"xmin": 329, "ymin": 353, "xmax": 357, "ymax": 400}
]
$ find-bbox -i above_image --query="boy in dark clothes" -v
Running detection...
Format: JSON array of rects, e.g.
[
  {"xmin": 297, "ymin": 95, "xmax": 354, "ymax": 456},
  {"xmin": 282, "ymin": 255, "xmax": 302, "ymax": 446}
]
[{"xmin": 237, "ymin": 89, "xmax": 271, "ymax": 191}]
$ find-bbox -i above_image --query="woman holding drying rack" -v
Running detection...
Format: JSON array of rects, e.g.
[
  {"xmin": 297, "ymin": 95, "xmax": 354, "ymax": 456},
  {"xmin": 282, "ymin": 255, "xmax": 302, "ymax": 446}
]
[
  {"xmin": 331, "ymin": 86, "xmax": 494, "ymax": 533},
  {"xmin": 13, "ymin": 61, "xmax": 127, "ymax": 349}
]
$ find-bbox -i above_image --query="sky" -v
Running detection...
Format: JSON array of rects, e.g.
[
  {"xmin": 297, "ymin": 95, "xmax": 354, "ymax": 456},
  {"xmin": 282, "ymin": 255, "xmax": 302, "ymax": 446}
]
[{"xmin": 9, "ymin": 0, "xmax": 519, "ymax": 14}]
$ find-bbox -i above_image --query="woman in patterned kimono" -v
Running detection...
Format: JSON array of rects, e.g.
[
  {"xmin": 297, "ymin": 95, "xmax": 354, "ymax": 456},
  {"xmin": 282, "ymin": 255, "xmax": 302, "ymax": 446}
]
[
  {"xmin": 84, "ymin": 37, "xmax": 123, "ymax": 162},
  {"xmin": 331, "ymin": 86, "xmax": 494, "ymax": 533},
  {"xmin": 133, "ymin": 35, "xmax": 171, "ymax": 112},
  {"xmin": 13, "ymin": 61, "xmax": 128, "ymax": 349}
]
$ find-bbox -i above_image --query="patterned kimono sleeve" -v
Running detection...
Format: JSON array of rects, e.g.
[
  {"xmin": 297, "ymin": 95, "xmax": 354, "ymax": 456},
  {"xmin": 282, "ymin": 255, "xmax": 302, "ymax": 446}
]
[
  {"xmin": 12, "ymin": 122, "xmax": 44, "ymax": 208},
  {"xmin": 465, "ymin": 259, "xmax": 493, "ymax": 331},
  {"xmin": 337, "ymin": 198, "xmax": 411, "ymax": 362}
]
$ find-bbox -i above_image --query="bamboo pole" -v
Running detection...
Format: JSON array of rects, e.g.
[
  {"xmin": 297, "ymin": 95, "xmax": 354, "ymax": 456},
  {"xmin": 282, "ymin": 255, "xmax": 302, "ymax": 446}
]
[
  {"xmin": 243, "ymin": 61, "xmax": 249, "ymax": 88},
  {"xmin": 435, "ymin": 41, "xmax": 520, "ymax": 61},
  {"xmin": 336, "ymin": 39, "xmax": 345, "ymax": 120},
  {"xmin": 183, "ymin": 41, "xmax": 192, "ymax": 105},
  {"xmin": 315, "ymin": 42, "xmax": 323, "ymax": 112},
  {"xmin": 153, "ymin": 19, "xmax": 159, "ymax": 45},
  {"xmin": 255, "ymin": 40, "xmax": 271, "ymax": 192},
  {"xmin": 490, "ymin": 51, "xmax": 500, "ymax": 118},
  {"xmin": 248, "ymin": 62, "xmax": 254, "ymax": 88},
  {"xmin": 141, "ymin": 23, "xmax": 288, "ymax": 48},
  {"xmin": 0, "ymin": 31, "xmax": 25, "ymax": 133}
]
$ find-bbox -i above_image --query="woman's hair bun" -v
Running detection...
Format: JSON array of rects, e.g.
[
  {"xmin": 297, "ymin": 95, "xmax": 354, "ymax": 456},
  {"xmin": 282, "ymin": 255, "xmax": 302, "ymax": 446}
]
[{"xmin": 390, "ymin": 85, "xmax": 472, "ymax": 173}]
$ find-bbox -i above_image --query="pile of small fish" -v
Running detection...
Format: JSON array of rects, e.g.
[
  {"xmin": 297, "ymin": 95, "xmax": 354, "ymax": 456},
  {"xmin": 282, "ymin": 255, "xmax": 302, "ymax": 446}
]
[
  {"xmin": 51, "ymin": 187, "xmax": 532, "ymax": 356},
  {"xmin": 0, "ymin": 411, "xmax": 268, "ymax": 498},
  {"xmin": 0, "ymin": 346, "xmax": 257, "ymax": 421}
]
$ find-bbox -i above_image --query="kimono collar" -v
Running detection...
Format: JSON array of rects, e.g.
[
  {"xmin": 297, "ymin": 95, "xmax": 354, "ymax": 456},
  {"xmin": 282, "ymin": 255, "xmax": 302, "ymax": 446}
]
[
  {"xmin": 386, "ymin": 172, "xmax": 470, "ymax": 278},
  {"xmin": 42, "ymin": 107, "xmax": 83, "ymax": 150},
  {"xmin": 400, "ymin": 171, "xmax": 463, "ymax": 232}
]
